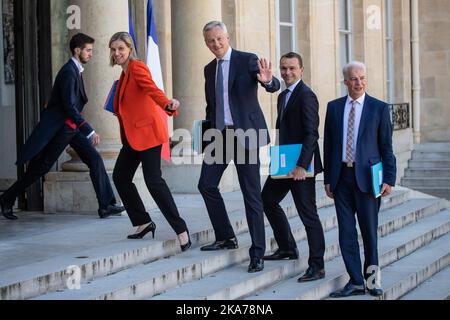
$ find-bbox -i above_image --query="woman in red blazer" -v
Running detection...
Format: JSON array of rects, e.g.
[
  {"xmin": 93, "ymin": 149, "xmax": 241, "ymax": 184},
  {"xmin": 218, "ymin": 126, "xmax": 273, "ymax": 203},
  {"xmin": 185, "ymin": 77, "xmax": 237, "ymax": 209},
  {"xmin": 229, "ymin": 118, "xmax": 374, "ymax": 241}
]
[{"xmin": 109, "ymin": 32, "xmax": 190, "ymax": 251}]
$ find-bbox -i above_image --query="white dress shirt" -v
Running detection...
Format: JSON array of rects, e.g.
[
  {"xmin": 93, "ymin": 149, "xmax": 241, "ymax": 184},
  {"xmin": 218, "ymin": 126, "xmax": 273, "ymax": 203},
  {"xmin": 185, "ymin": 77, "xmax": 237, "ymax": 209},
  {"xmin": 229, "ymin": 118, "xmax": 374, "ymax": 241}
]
[
  {"xmin": 342, "ymin": 93, "xmax": 365, "ymax": 162},
  {"xmin": 283, "ymin": 78, "xmax": 302, "ymax": 108},
  {"xmin": 71, "ymin": 57, "xmax": 95, "ymax": 139},
  {"xmin": 71, "ymin": 57, "xmax": 84, "ymax": 74},
  {"xmin": 216, "ymin": 47, "xmax": 233, "ymax": 126}
]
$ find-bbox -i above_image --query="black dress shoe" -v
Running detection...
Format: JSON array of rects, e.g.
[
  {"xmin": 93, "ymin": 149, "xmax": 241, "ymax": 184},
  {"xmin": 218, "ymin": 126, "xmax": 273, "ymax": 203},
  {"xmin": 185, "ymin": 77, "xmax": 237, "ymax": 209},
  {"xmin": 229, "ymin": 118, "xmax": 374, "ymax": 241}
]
[
  {"xmin": 98, "ymin": 204, "xmax": 125, "ymax": 219},
  {"xmin": 0, "ymin": 196, "xmax": 18, "ymax": 220},
  {"xmin": 200, "ymin": 237, "xmax": 238, "ymax": 251},
  {"xmin": 263, "ymin": 248, "xmax": 299, "ymax": 261},
  {"xmin": 127, "ymin": 221, "xmax": 156, "ymax": 239},
  {"xmin": 329, "ymin": 282, "xmax": 366, "ymax": 298},
  {"xmin": 367, "ymin": 287, "xmax": 383, "ymax": 297},
  {"xmin": 248, "ymin": 258, "xmax": 264, "ymax": 273},
  {"xmin": 297, "ymin": 267, "xmax": 325, "ymax": 282}
]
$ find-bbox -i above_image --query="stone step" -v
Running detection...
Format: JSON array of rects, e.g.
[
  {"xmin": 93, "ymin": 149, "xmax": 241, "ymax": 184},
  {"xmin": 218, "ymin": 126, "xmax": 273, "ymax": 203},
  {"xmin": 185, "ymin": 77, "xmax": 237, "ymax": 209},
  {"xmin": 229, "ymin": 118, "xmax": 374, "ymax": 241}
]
[
  {"xmin": 413, "ymin": 143, "xmax": 450, "ymax": 153},
  {"xmin": 402, "ymin": 177, "xmax": 450, "ymax": 188},
  {"xmin": 33, "ymin": 210, "xmax": 337, "ymax": 300},
  {"xmin": 247, "ymin": 208, "xmax": 450, "ymax": 300},
  {"xmin": 404, "ymin": 168, "xmax": 450, "ymax": 178},
  {"xmin": 411, "ymin": 151, "xmax": 450, "ymax": 160},
  {"xmin": 152, "ymin": 198, "xmax": 446, "ymax": 300},
  {"xmin": 407, "ymin": 160, "xmax": 450, "ymax": 169},
  {"xmin": 402, "ymin": 187, "xmax": 450, "ymax": 200},
  {"xmin": 400, "ymin": 265, "xmax": 450, "ymax": 300},
  {"xmin": 339, "ymin": 230, "xmax": 450, "ymax": 300},
  {"xmin": 1, "ymin": 186, "xmax": 409, "ymax": 301},
  {"xmin": 0, "ymin": 187, "xmax": 331, "ymax": 300},
  {"xmin": 148, "ymin": 198, "xmax": 446, "ymax": 300},
  {"xmin": 31, "ymin": 192, "xmax": 422, "ymax": 300}
]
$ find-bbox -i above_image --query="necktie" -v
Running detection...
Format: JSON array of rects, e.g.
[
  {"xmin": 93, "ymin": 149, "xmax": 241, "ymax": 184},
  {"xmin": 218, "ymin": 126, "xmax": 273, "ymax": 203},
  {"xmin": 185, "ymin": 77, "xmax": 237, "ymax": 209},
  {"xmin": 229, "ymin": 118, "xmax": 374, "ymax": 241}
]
[
  {"xmin": 215, "ymin": 60, "xmax": 225, "ymax": 131},
  {"xmin": 346, "ymin": 101, "xmax": 356, "ymax": 163},
  {"xmin": 280, "ymin": 89, "xmax": 290, "ymax": 120}
]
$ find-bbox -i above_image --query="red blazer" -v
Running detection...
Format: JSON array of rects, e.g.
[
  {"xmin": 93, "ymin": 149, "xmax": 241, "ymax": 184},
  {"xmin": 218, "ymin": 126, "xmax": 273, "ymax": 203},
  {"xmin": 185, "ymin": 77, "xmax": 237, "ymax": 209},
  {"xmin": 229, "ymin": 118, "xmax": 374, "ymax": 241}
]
[{"xmin": 113, "ymin": 59, "xmax": 177, "ymax": 151}]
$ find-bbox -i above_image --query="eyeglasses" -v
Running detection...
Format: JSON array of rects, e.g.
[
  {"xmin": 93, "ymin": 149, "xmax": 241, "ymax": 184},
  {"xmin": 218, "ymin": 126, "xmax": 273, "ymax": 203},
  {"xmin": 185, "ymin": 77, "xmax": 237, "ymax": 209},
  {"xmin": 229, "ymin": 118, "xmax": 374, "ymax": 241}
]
[{"xmin": 347, "ymin": 77, "xmax": 366, "ymax": 83}]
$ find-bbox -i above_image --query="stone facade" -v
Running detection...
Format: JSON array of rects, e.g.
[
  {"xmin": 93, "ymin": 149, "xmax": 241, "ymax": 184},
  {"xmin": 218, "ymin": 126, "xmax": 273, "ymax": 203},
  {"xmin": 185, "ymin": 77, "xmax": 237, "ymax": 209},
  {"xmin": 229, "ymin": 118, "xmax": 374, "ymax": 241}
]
[
  {"xmin": 418, "ymin": 0, "xmax": 450, "ymax": 142},
  {"xmin": 1, "ymin": 0, "xmax": 449, "ymax": 210}
]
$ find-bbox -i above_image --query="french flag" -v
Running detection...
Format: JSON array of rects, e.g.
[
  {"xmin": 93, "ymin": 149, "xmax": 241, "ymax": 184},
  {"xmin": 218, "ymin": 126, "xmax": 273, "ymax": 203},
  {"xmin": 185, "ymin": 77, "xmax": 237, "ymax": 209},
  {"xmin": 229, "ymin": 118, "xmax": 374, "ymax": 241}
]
[
  {"xmin": 130, "ymin": 0, "xmax": 171, "ymax": 161},
  {"xmin": 146, "ymin": 0, "xmax": 171, "ymax": 161}
]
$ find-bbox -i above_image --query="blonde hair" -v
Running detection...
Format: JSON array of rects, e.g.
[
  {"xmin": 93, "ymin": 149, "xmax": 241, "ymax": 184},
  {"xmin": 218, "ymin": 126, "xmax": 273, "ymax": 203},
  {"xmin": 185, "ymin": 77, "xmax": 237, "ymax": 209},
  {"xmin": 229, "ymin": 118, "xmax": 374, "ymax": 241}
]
[{"xmin": 108, "ymin": 32, "xmax": 137, "ymax": 67}]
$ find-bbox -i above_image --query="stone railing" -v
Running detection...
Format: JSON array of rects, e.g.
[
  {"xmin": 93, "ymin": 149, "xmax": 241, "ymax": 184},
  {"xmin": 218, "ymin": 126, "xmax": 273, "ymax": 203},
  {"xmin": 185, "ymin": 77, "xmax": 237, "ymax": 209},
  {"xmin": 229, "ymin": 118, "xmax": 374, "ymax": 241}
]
[{"xmin": 389, "ymin": 103, "xmax": 410, "ymax": 131}]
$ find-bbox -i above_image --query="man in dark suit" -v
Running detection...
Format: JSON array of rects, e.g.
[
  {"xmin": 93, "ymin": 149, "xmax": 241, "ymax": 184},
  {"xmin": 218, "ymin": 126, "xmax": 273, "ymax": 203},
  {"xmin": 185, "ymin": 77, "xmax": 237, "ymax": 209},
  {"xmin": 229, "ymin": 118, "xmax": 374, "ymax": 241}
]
[
  {"xmin": 0, "ymin": 33, "xmax": 124, "ymax": 220},
  {"xmin": 324, "ymin": 61, "xmax": 396, "ymax": 298},
  {"xmin": 262, "ymin": 52, "xmax": 326, "ymax": 282},
  {"xmin": 198, "ymin": 21, "xmax": 280, "ymax": 273}
]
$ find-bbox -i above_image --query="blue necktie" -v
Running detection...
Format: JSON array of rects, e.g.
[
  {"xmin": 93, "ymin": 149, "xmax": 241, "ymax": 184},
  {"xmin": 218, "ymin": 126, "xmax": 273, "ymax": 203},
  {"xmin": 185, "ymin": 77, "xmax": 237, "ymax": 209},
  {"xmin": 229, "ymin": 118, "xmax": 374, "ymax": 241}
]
[
  {"xmin": 280, "ymin": 89, "xmax": 290, "ymax": 120},
  {"xmin": 215, "ymin": 60, "xmax": 225, "ymax": 131}
]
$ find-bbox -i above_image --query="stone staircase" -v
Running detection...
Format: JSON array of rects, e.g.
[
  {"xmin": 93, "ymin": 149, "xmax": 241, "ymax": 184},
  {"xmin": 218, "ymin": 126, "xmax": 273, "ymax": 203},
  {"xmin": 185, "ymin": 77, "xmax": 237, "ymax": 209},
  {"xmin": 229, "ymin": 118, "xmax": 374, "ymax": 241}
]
[
  {"xmin": 1, "ymin": 184, "xmax": 449, "ymax": 300},
  {"xmin": 402, "ymin": 143, "xmax": 450, "ymax": 200}
]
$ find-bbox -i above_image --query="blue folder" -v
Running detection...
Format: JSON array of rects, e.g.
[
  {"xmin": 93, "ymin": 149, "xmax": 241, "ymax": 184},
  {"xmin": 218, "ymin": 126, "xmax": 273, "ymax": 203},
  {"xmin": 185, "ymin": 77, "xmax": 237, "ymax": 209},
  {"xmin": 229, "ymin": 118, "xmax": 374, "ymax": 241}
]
[
  {"xmin": 103, "ymin": 80, "xmax": 118, "ymax": 114},
  {"xmin": 371, "ymin": 162, "xmax": 384, "ymax": 198},
  {"xmin": 270, "ymin": 144, "xmax": 314, "ymax": 179},
  {"xmin": 192, "ymin": 120, "xmax": 211, "ymax": 154}
]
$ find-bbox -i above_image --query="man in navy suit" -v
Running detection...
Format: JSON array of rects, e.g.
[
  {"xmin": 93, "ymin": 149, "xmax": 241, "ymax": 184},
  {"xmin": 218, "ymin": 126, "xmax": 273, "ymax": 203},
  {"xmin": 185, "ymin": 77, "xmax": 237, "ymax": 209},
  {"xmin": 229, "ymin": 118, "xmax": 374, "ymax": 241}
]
[
  {"xmin": 198, "ymin": 21, "xmax": 280, "ymax": 273},
  {"xmin": 0, "ymin": 33, "xmax": 124, "ymax": 220},
  {"xmin": 262, "ymin": 52, "xmax": 325, "ymax": 282},
  {"xmin": 324, "ymin": 61, "xmax": 396, "ymax": 297}
]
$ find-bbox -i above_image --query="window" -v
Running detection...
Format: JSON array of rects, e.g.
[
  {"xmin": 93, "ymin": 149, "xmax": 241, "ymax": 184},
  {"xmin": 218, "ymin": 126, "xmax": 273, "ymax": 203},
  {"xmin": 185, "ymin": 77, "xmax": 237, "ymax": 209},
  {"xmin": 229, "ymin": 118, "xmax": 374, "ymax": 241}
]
[
  {"xmin": 385, "ymin": 0, "xmax": 394, "ymax": 103},
  {"xmin": 339, "ymin": 0, "xmax": 353, "ymax": 95},
  {"xmin": 277, "ymin": 0, "xmax": 296, "ymax": 59}
]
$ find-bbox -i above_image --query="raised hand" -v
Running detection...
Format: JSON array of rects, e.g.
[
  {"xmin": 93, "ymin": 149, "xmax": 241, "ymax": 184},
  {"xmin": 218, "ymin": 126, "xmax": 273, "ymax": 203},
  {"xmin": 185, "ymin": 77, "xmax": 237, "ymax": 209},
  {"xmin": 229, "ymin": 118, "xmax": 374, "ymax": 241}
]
[{"xmin": 257, "ymin": 58, "xmax": 273, "ymax": 84}]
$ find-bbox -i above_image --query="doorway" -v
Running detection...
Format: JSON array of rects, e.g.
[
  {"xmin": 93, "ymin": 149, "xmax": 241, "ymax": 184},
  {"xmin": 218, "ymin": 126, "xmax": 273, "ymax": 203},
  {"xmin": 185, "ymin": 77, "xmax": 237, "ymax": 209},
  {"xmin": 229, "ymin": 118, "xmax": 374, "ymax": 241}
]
[{"xmin": 12, "ymin": 0, "xmax": 52, "ymax": 211}]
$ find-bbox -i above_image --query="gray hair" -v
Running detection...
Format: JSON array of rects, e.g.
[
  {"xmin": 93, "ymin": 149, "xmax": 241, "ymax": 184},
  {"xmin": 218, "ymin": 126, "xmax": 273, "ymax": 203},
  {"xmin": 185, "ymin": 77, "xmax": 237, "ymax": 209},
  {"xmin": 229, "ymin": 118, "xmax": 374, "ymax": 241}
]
[
  {"xmin": 203, "ymin": 21, "xmax": 228, "ymax": 35},
  {"xmin": 343, "ymin": 61, "xmax": 366, "ymax": 80}
]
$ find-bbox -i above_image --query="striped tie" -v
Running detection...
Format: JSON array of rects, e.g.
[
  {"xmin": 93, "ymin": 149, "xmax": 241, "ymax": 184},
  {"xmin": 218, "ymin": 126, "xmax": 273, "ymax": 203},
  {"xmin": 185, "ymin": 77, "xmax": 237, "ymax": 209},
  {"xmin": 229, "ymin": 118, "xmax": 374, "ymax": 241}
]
[{"xmin": 346, "ymin": 101, "xmax": 356, "ymax": 163}]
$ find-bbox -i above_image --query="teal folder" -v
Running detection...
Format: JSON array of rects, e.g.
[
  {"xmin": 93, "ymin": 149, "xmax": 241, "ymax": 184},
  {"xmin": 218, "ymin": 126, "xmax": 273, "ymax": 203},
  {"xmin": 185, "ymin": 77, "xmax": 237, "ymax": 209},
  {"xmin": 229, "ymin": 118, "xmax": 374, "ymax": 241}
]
[
  {"xmin": 371, "ymin": 162, "xmax": 384, "ymax": 198},
  {"xmin": 270, "ymin": 144, "xmax": 314, "ymax": 179},
  {"xmin": 192, "ymin": 120, "xmax": 211, "ymax": 154},
  {"xmin": 103, "ymin": 81, "xmax": 118, "ymax": 114}
]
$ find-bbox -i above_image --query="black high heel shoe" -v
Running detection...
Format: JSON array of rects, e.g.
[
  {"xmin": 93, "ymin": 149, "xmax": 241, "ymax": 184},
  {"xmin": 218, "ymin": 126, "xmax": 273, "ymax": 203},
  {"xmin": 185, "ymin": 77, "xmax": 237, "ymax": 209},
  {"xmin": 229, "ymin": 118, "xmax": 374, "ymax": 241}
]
[
  {"xmin": 179, "ymin": 231, "xmax": 192, "ymax": 252},
  {"xmin": 127, "ymin": 221, "xmax": 156, "ymax": 239}
]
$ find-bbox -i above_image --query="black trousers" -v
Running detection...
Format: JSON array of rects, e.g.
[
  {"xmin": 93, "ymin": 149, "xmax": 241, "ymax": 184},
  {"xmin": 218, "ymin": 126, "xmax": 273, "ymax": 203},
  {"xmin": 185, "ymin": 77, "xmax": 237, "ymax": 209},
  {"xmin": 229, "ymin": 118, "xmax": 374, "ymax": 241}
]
[
  {"xmin": 262, "ymin": 177, "xmax": 325, "ymax": 270},
  {"xmin": 113, "ymin": 139, "xmax": 187, "ymax": 235},
  {"xmin": 3, "ymin": 125, "xmax": 116, "ymax": 210},
  {"xmin": 334, "ymin": 166, "xmax": 380, "ymax": 286},
  {"xmin": 198, "ymin": 131, "xmax": 266, "ymax": 259}
]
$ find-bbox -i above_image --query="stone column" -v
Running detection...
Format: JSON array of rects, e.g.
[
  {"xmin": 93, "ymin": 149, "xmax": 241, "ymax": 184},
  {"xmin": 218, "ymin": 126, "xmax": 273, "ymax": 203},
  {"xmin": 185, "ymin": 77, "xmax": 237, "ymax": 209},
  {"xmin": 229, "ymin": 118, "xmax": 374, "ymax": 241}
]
[
  {"xmin": 61, "ymin": 0, "xmax": 128, "ymax": 172},
  {"xmin": 44, "ymin": 0, "xmax": 133, "ymax": 212},
  {"xmin": 160, "ymin": 0, "xmax": 239, "ymax": 194},
  {"xmin": 171, "ymin": 0, "xmax": 222, "ymax": 135},
  {"xmin": 411, "ymin": 0, "xmax": 421, "ymax": 144}
]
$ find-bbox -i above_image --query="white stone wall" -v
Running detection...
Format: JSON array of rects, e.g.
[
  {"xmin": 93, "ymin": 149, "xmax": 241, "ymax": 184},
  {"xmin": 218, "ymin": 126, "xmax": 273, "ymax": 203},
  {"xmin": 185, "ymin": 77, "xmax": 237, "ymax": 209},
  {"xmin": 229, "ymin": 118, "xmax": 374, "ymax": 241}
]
[{"xmin": 419, "ymin": 0, "xmax": 450, "ymax": 142}]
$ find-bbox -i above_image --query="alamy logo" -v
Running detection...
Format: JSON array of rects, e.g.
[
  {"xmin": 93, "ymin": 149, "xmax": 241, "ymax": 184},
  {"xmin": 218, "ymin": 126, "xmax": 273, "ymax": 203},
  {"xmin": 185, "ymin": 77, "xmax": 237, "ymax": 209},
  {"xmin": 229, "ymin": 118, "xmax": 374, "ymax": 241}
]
[
  {"xmin": 66, "ymin": 5, "xmax": 81, "ymax": 30},
  {"xmin": 65, "ymin": 265, "xmax": 81, "ymax": 290},
  {"xmin": 366, "ymin": 265, "xmax": 382, "ymax": 290},
  {"xmin": 366, "ymin": 5, "xmax": 382, "ymax": 30}
]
